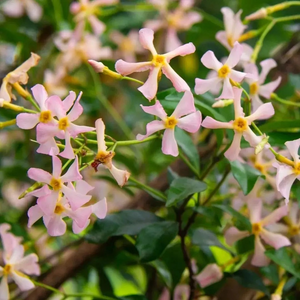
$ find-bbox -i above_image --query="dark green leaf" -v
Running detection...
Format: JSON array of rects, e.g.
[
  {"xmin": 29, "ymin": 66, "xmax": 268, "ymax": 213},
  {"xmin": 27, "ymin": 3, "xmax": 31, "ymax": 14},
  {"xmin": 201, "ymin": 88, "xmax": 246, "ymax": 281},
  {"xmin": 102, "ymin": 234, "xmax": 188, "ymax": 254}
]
[
  {"xmin": 150, "ymin": 260, "xmax": 172, "ymax": 289},
  {"xmin": 259, "ymin": 120, "xmax": 300, "ymax": 132},
  {"xmin": 86, "ymin": 210, "xmax": 162, "ymax": 243},
  {"xmin": 230, "ymin": 161, "xmax": 261, "ymax": 195},
  {"xmin": 118, "ymin": 295, "xmax": 148, "ymax": 300},
  {"xmin": 194, "ymin": 206, "xmax": 222, "ymax": 227},
  {"xmin": 260, "ymin": 264, "xmax": 279, "ymax": 285},
  {"xmin": 166, "ymin": 177, "xmax": 206, "ymax": 207},
  {"xmin": 136, "ymin": 221, "xmax": 178, "ymax": 262},
  {"xmin": 236, "ymin": 235, "xmax": 255, "ymax": 254}
]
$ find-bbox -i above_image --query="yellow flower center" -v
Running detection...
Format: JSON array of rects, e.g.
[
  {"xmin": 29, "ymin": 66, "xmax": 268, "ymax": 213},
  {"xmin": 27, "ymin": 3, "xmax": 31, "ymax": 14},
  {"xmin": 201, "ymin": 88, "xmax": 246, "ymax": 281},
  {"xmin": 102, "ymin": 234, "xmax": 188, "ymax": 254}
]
[
  {"xmin": 3, "ymin": 264, "xmax": 12, "ymax": 275},
  {"xmin": 227, "ymin": 36, "xmax": 234, "ymax": 48},
  {"xmin": 164, "ymin": 116, "xmax": 178, "ymax": 129},
  {"xmin": 50, "ymin": 177, "xmax": 62, "ymax": 191},
  {"xmin": 95, "ymin": 150, "xmax": 115, "ymax": 165},
  {"xmin": 218, "ymin": 65, "xmax": 230, "ymax": 78},
  {"xmin": 289, "ymin": 225, "xmax": 300, "ymax": 236},
  {"xmin": 233, "ymin": 117, "xmax": 248, "ymax": 132},
  {"xmin": 54, "ymin": 203, "xmax": 65, "ymax": 215},
  {"xmin": 58, "ymin": 117, "xmax": 70, "ymax": 131},
  {"xmin": 294, "ymin": 162, "xmax": 300, "ymax": 175},
  {"xmin": 252, "ymin": 222, "xmax": 263, "ymax": 235},
  {"xmin": 120, "ymin": 38, "xmax": 135, "ymax": 52},
  {"xmin": 250, "ymin": 82, "xmax": 259, "ymax": 95},
  {"xmin": 254, "ymin": 163, "xmax": 265, "ymax": 174},
  {"xmin": 152, "ymin": 55, "xmax": 166, "ymax": 67},
  {"xmin": 39, "ymin": 111, "xmax": 52, "ymax": 123}
]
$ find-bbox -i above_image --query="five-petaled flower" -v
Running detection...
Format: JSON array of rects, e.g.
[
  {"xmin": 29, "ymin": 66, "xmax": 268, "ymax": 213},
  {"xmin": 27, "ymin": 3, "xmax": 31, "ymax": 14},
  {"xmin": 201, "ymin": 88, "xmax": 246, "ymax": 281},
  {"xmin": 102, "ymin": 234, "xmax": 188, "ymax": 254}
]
[
  {"xmin": 202, "ymin": 87, "xmax": 274, "ymax": 161},
  {"xmin": 136, "ymin": 91, "xmax": 202, "ymax": 156},
  {"xmin": 225, "ymin": 198, "xmax": 290, "ymax": 266},
  {"xmin": 115, "ymin": 28, "xmax": 195, "ymax": 101}
]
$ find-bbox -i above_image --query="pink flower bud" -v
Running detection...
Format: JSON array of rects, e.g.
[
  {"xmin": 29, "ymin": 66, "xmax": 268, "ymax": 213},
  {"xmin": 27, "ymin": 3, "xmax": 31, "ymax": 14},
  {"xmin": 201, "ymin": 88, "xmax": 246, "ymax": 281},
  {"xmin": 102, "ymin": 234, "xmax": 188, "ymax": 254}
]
[{"xmin": 195, "ymin": 264, "xmax": 223, "ymax": 288}]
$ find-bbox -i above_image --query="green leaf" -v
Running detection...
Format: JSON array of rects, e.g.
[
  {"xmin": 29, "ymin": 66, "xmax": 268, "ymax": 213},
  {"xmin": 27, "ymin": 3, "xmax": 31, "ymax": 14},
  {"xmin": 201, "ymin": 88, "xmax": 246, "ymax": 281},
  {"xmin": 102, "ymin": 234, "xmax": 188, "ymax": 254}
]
[
  {"xmin": 213, "ymin": 204, "xmax": 252, "ymax": 231},
  {"xmin": 231, "ymin": 269, "xmax": 270, "ymax": 295},
  {"xmin": 191, "ymin": 228, "xmax": 232, "ymax": 253},
  {"xmin": 136, "ymin": 221, "xmax": 178, "ymax": 262},
  {"xmin": 175, "ymin": 129, "xmax": 200, "ymax": 172},
  {"xmin": 118, "ymin": 296, "xmax": 148, "ymax": 300},
  {"xmin": 260, "ymin": 265, "xmax": 279, "ymax": 285},
  {"xmin": 194, "ymin": 206, "xmax": 222, "ymax": 227},
  {"xmin": 230, "ymin": 160, "xmax": 261, "ymax": 195},
  {"xmin": 265, "ymin": 247, "xmax": 300, "ymax": 279},
  {"xmin": 235, "ymin": 235, "xmax": 255, "ymax": 254},
  {"xmin": 149, "ymin": 260, "xmax": 172, "ymax": 289},
  {"xmin": 86, "ymin": 210, "xmax": 162, "ymax": 243},
  {"xmin": 259, "ymin": 120, "xmax": 300, "ymax": 132},
  {"xmin": 166, "ymin": 177, "xmax": 207, "ymax": 207}
]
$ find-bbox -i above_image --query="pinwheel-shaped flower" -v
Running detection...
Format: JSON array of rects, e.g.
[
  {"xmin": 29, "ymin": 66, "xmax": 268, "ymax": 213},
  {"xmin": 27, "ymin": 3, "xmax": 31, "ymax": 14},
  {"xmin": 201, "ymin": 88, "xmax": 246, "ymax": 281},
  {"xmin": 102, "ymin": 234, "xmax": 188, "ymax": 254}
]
[
  {"xmin": 115, "ymin": 28, "xmax": 195, "ymax": 101},
  {"xmin": 244, "ymin": 58, "xmax": 281, "ymax": 111},
  {"xmin": 195, "ymin": 264, "xmax": 223, "ymax": 288},
  {"xmin": 202, "ymin": 88, "xmax": 274, "ymax": 161},
  {"xmin": 195, "ymin": 42, "xmax": 249, "ymax": 100},
  {"xmin": 93, "ymin": 119, "xmax": 130, "ymax": 187},
  {"xmin": 0, "ymin": 224, "xmax": 40, "ymax": 300},
  {"xmin": 137, "ymin": 91, "xmax": 201, "ymax": 156},
  {"xmin": 273, "ymin": 138, "xmax": 300, "ymax": 202},
  {"xmin": 225, "ymin": 198, "xmax": 290, "ymax": 266},
  {"xmin": 28, "ymin": 156, "xmax": 91, "ymax": 213}
]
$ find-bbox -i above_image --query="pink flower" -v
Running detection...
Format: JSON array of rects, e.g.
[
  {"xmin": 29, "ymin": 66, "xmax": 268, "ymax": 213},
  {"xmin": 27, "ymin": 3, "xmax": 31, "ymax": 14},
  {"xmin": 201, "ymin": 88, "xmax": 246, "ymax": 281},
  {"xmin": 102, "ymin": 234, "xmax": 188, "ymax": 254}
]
[
  {"xmin": 202, "ymin": 87, "xmax": 274, "ymax": 161},
  {"xmin": 136, "ymin": 91, "xmax": 201, "ymax": 156},
  {"xmin": 0, "ymin": 224, "xmax": 40, "ymax": 300},
  {"xmin": 70, "ymin": 0, "xmax": 118, "ymax": 35},
  {"xmin": 27, "ymin": 156, "xmax": 91, "ymax": 213},
  {"xmin": 273, "ymin": 138, "xmax": 300, "ymax": 202},
  {"xmin": 195, "ymin": 42, "xmax": 250, "ymax": 100},
  {"xmin": 244, "ymin": 59, "xmax": 281, "ymax": 111},
  {"xmin": 195, "ymin": 264, "xmax": 223, "ymax": 288},
  {"xmin": 44, "ymin": 66, "xmax": 68, "ymax": 97},
  {"xmin": 115, "ymin": 28, "xmax": 195, "ymax": 101},
  {"xmin": 93, "ymin": 119, "xmax": 130, "ymax": 187},
  {"xmin": 225, "ymin": 198, "xmax": 290, "ymax": 267},
  {"xmin": 0, "ymin": 52, "xmax": 40, "ymax": 106},
  {"xmin": 36, "ymin": 91, "xmax": 94, "ymax": 159},
  {"xmin": 145, "ymin": 0, "xmax": 202, "ymax": 52},
  {"xmin": 28, "ymin": 181, "xmax": 107, "ymax": 236},
  {"xmin": 1, "ymin": 0, "xmax": 42, "ymax": 22},
  {"xmin": 216, "ymin": 7, "xmax": 253, "ymax": 64},
  {"xmin": 159, "ymin": 284, "xmax": 189, "ymax": 300}
]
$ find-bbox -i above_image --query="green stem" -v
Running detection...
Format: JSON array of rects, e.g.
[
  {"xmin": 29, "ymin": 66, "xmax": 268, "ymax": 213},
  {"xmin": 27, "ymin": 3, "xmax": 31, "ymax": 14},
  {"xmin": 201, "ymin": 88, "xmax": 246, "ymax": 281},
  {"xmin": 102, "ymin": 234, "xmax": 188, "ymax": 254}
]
[
  {"xmin": 179, "ymin": 150, "xmax": 200, "ymax": 179},
  {"xmin": 271, "ymin": 93, "xmax": 300, "ymax": 107},
  {"xmin": 25, "ymin": 95, "xmax": 40, "ymax": 112},
  {"xmin": 122, "ymin": 76, "xmax": 144, "ymax": 85},
  {"xmin": 273, "ymin": 14, "xmax": 300, "ymax": 23},
  {"xmin": 196, "ymin": 8, "xmax": 223, "ymax": 27}
]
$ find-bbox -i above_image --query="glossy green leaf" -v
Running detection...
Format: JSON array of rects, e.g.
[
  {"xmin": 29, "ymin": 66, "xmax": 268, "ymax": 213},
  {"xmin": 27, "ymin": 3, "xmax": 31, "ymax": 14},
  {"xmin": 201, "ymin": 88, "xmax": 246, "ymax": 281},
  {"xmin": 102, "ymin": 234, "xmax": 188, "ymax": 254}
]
[
  {"xmin": 136, "ymin": 221, "xmax": 178, "ymax": 262},
  {"xmin": 150, "ymin": 260, "xmax": 172, "ymax": 289},
  {"xmin": 166, "ymin": 177, "xmax": 206, "ymax": 207}
]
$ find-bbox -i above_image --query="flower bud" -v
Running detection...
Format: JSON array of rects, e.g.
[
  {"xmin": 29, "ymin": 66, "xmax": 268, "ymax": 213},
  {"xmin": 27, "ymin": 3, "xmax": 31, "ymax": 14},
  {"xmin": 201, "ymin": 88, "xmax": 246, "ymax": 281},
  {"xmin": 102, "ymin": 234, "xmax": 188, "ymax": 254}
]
[
  {"xmin": 88, "ymin": 60, "xmax": 122, "ymax": 79},
  {"xmin": 212, "ymin": 99, "xmax": 233, "ymax": 108},
  {"xmin": 245, "ymin": 8, "xmax": 267, "ymax": 21},
  {"xmin": 195, "ymin": 264, "xmax": 223, "ymax": 288}
]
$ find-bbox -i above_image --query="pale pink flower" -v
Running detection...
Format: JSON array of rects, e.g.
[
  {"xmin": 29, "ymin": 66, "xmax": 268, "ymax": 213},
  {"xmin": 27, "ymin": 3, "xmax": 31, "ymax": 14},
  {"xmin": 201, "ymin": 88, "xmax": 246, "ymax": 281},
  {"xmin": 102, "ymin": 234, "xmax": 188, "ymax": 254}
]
[
  {"xmin": 195, "ymin": 42, "xmax": 250, "ymax": 100},
  {"xmin": 0, "ymin": 224, "xmax": 40, "ymax": 300},
  {"xmin": 159, "ymin": 284, "xmax": 189, "ymax": 300},
  {"xmin": 44, "ymin": 66, "xmax": 68, "ymax": 97},
  {"xmin": 27, "ymin": 156, "xmax": 91, "ymax": 213},
  {"xmin": 93, "ymin": 119, "xmax": 130, "ymax": 187},
  {"xmin": 225, "ymin": 198, "xmax": 290, "ymax": 267},
  {"xmin": 216, "ymin": 7, "xmax": 253, "ymax": 64},
  {"xmin": 28, "ymin": 181, "xmax": 107, "ymax": 236},
  {"xmin": 1, "ymin": 0, "xmax": 42, "ymax": 22},
  {"xmin": 0, "ymin": 52, "xmax": 40, "ymax": 106},
  {"xmin": 273, "ymin": 138, "xmax": 300, "ymax": 202},
  {"xmin": 115, "ymin": 28, "xmax": 195, "ymax": 101},
  {"xmin": 70, "ymin": 0, "xmax": 118, "ymax": 35},
  {"xmin": 145, "ymin": 0, "xmax": 202, "ymax": 52},
  {"xmin": 202, "ymin": 87, "xmax": 274, "ymax": 161},
  {"xmin": 244, "ymin": 59, "xmax": 281, "ymax": 111},
  {"xmin": 36, "ymin": 91, "xmax": 94, "ymax": 159},
  {"xmin": 136, "ymin": 91, "xmax": 201, "ymax": 156},
  {"xmin": 195, "ymin": 263, "xmax": 223, "ymax": 288}
]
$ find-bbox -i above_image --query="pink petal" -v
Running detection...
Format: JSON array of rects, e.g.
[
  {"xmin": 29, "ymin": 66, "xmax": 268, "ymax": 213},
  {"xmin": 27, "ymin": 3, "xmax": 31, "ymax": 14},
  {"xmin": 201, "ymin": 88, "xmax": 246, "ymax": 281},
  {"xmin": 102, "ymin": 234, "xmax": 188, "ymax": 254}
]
[
  {"xmin": 177, "ymin": 111, "xmax": 202, "ymax": 133},
  {"xmin": 162, "ymin": 63, "xmax": 190, "ymax": 92},
  {"xmin": 165, "ymin": 28, "xmax": 182, "ymax": 53},
  {"xmin": 11, "ymin": 271, "xmax": 35, "ymax": 291},
  {"xmin": 261, "ymin": 205, "xmax": 289, "ymax": 226},
  {"xmin": 245, "ymin": 103, "xmax": 275, "ymax": 123},
  {"xmin": 285, "ymin": 139, "xmax": 300, "ymax": 163},
  {"xmin": 259, "ymin": 77, "xmax": 281, "ymax": 99},
  {"xmin": 225, "ymin": 42, "xmax": 243, "ymax": 68},
  {"xmin": 13, "ymin": 52, "xmax": 40, "ymax": 79},
  {"xmin": 52, "ymin": 155, "xmax": 62, "ymax": 178},
  {"xmin": 177, "ymin": 11, "xmax": 202, "ymax": 29},
  {"xmin": 221, "ymin": 7, "xmax": 235, "ymax": 37},
  {"xmin": 216, "ymin": 77, "xmax": 234, "ymax": 100},
  {"xmin": 68, "ymin": 206, "xmax": 93, "ymax": 228},
  {"xmin": 144, "ymin": 19, "xmax": 165, "ymax": 32},
  {"xmin": 164, "ymin": 43, "xmax": 196, "ymax": 61},
  {"xmin": 27, "ymin": 185, "xmax": 51, "ymax": 198},
  {"xmin": 260, "ymin": 230, "xmax": 291, "ymax": 249},
  {"xmin": 72, "ymin": 219, "xmax": 90, "ymax": 234},
  {"xmin": 275, "ymin": 165, "xmax": 297, "ymax": 201},
  {"xmin": 45, "ymin": 215, "xmax": 66, "ymax": 236},
  {"xmin": 162, "ymin": 129, "xmax": 178, "ymax": 156},
  {"xmin": 59, "ymin": 131, "xmax": 75, "ymax": 159},
  {"xmin": 92, "ymin": 198, "xmax": 107, "ymax": 219},
  {"xmin": 16, "ymin": 113, "xmax": 39, "ymax": 129},
  {"xmin": 215, "ymin": 31, "xmax": 231, "ymax": 50},
  {"xmin": 24, "ymin": 0, "xmax": 42, "ymax": 22},
  {"xmin": 14, "ymin": 253, "xmax": 40, "ymax": 275},
  {"xmin": 259, "ymin": 58, "xmax": 277, "ymax": 84},
  {"xmin": 31, "ymin": 84, "xmax": 48, "ymax": 109},
  {"xmin": 243, "ymin": 128, "xmax": 262, "ymax": 147},
  {"xmin": 88, "ymin": 15, "xmax": 105, "ymax": 35},
  {"xmin": 27, "ymin": 205, "xmax": 43, "ymax": 227},
  {"xmin": 75, "ymin": 180, "xmax": 94, "ymax": 195},
  {"xmin": 62, "ymin": 186, "xmax": 91, "ymax": 210},
  {"xmin": 230, "ymin": 70, "xmax": 246, "ymax": 82},
  {"xmin": 195, "ymin": 264, "xmax": 223, "ymax": 288},
  {"xmin": 202, "ymin": 116, "xmax": 233, "ymax": 129},
  {"xmin": 225, "ymin": 227, "xmax": 250, "ymax": 245},
  {"xmin": 138, "ymin": 67, "xmax": 160, "ymax": 100},
  {"xmin": 47, "ymin": 95, "xmax": 66, "ymax": 119},
  {"xmin": 36, "ymin": 123, "xmax": 59, "ymax": 144},
  {"xmin": 244, "ymin": 63, "xmax": 259, "ymax": 84},
  {"xmin": 68, "ymin": 123, "xmax": 95, "ymax": 137},
  {"xmin": 0, "ymin": 277, "xmax": 9, "ymax": 299},
  {"xmin": 136, "ymin": 120, "xmax": 165, "ymax": 140},
  {"xmin": 139, "ymin": 28, "xmax": 157, "ymax": 55},
  {"xmin": 247, "ymin": 198, "xmax": 262, "ymax": 223},
  {"xmin": 201, "ymin": 51, "xmax": 222, "ymax": 71},
  {"xmin": 109, "ymin": 164, "xmax": 130, "ymax": 187},
  {"xmin": 140, "ymin": 100, "xmax": 167, "ymax": 119},
  {"xmin": 27, "ymin": 168, "xmax": 52, "ymax": 184},
  {"xmin": 37, "ymin": 192, "xmax": 58, "ymax": 215},
  {"xmin": 60, "ymin": 156, "xmax": 82, "ymax": 182},
  {"xmin": 67, "ymin": 93, "xmax": 83, "ymax": 122},
  {"xmin": 194, "ymin": 77, "xmax": 221, "ymax": 95},
  {"xmin": 95, "ymin": 118, "xmax": 107, "ymax": 152},
  {"xmin": 252, "ymin": 236, "xmax": 269, "ymax": 267},
  {"xmin": 233, "ymin": 87, "xmax": 244, "ymax": 119},
  {"xmin": 172, "ymin": 91, "xmax": 195, "ymax": 118},
  {"xmin": 36, "ymin": 138, "xmax": 59, "ymax": 157},
  {"xmin": 224, "ymin": 132, "xmax": 243, "ymax": 161},
  {"xmin": 251, "ymin": 94, "xmax": 264, "ymax": 112},
  {"xmin": 2, "ymin": 0, "xmax": 24, "ymax": 17},
  {"xmin": 115, "ymin": 60, "xmax": 152, "ymax": 76},
  {"xmin": 62, "ymin": 91, "xmax": 76, "ymax": 112}
]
